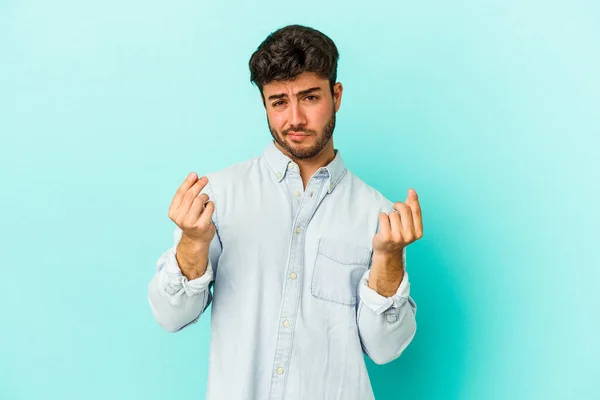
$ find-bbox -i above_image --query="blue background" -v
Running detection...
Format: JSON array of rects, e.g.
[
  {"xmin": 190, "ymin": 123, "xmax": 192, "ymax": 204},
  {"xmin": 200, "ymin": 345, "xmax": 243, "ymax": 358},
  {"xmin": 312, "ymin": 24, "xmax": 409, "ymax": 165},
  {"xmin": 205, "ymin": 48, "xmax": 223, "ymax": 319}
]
[{"xmin": 1, "ymin": 1, "xmax": 599, "ymax": 399}]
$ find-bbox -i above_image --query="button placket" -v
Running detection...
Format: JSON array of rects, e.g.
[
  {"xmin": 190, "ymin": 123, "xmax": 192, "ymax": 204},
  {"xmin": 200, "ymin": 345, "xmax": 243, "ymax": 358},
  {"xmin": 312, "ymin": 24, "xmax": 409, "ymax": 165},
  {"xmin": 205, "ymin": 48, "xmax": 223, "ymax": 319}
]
[{"xmin": 267, "ymin": 174, "xmax": 327, "ymax": 399}]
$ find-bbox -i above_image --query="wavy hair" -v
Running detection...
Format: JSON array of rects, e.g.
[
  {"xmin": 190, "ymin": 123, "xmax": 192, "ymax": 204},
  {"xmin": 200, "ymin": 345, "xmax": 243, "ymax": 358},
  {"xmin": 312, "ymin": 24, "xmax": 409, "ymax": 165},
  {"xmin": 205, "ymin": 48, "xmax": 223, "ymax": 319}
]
[{"xmin": 249, "ymin": 24, "xmax": 340, "ymax": 100}]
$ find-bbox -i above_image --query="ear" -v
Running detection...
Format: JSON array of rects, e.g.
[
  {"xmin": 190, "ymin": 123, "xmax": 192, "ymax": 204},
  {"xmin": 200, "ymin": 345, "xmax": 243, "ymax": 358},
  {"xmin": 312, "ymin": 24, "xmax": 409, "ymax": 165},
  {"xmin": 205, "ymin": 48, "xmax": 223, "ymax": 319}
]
[{"xmin": 333, "ymin": 82, "xmax": 343, "ymax": 112}]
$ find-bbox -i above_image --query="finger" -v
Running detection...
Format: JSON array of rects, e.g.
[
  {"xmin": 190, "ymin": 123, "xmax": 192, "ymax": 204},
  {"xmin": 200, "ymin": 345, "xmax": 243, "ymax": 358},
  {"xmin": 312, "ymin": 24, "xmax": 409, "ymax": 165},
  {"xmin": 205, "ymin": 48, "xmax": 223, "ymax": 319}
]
[
  {"xmin": 388, "ymin": 209, "xmax": 403, "ymax": 239},
  {"xmin": 378, "ymin": 212, "xmax": 391, "ymax": 237},
  {"xmin": 405, "ymin": 188, "xmax": 423, "ymax": 237},
  {"xmin": 400, "ymin": 203, "xmax": 415, "ymax": 237},
  {"xmin": 170, "ymin": 172, "xmax": 199, "ymax": 213},
  {"xmin": 186, "ymin": 193, "xmax": 210, "ymax": 222},
  {"xmin": 197, "ymin": 201, "xmax": 215, "ymax": 228},
  {"xmin": 178, "ymin": 177, "xmax": 209, "ymax": 214},
  {"xmin": 393, "ymin": 202, "xmax": 414, "ymax": 237}
]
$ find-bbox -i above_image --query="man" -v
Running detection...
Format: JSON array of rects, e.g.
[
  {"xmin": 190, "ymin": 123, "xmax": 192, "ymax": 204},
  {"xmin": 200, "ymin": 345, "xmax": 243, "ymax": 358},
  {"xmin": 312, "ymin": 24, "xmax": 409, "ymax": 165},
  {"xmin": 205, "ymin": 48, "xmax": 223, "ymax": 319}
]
[{"xmin": 148, "ymin": 24, "xmax": 422, "ymax": 400}]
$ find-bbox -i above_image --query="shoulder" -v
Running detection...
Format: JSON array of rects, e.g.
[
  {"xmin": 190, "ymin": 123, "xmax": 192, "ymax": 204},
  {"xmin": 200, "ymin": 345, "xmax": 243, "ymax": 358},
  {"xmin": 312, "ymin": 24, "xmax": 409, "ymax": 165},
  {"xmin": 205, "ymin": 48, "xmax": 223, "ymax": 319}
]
[
  {"xmin": 198, "ymin": 155, "xmax": 262, "ymax": 226},
  {"xmin": 205, "ymin": 155, "xmax": 262, "ymax": 183},
  {"xmin": 343, "ymin": 170, "xmax": 395, "ymax": 213},
  {"xmin": 201, "ymin": 154, "xmax": 268, "ymax": 209}
]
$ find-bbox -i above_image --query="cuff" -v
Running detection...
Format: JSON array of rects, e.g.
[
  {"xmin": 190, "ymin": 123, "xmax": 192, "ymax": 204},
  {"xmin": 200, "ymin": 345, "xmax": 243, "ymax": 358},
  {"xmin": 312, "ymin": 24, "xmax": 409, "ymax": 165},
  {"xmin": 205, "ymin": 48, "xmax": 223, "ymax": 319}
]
[
  {"xmin": 160, "ymin": 247, "xmax": 214, "ymax": 296},
  {"xmin": 359, "ymin": 267, "xmax": 410, "ymax": 317}
]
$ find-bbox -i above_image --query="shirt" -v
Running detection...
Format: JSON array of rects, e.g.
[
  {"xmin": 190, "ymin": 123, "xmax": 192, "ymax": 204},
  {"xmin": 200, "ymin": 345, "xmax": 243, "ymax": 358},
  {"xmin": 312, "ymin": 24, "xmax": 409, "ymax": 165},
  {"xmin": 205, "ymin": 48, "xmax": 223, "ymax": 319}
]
[{"xmin": 147, "ymin": 140, "xmax": 418, "ymax": 400}]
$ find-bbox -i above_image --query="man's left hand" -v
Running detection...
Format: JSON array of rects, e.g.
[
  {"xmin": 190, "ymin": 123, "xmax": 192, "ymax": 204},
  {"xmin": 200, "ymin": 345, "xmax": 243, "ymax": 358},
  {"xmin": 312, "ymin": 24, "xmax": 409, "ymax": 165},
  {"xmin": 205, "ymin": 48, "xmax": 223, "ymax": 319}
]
[{"xmin": 372, "ymin": 188, "xmax": 424, "ymax": 262}]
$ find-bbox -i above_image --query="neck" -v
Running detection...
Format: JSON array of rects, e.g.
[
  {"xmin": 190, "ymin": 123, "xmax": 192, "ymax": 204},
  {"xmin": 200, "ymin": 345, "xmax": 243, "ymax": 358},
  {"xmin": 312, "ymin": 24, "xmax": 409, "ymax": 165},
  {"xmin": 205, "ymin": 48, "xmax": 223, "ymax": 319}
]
[{"xmin": 273, "ymin": 140, "xmax": 336, "ymax": 189}]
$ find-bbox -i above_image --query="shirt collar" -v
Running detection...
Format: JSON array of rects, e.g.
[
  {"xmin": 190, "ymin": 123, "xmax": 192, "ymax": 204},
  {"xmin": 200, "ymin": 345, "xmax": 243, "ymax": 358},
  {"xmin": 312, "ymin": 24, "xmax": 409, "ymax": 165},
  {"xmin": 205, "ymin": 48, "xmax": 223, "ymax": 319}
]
[{"xmin": 262, "ymin": 140, "xmax": 347, "ymax": 194}]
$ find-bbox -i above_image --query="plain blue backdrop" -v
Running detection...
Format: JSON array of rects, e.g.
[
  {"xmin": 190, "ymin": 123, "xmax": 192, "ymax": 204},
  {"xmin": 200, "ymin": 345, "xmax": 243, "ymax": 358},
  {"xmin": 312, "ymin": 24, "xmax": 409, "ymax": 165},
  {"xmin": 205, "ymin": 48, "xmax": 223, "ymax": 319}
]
[{"xmin": 1, "ymin": 1, "xmax": 599, "ymax": 399}]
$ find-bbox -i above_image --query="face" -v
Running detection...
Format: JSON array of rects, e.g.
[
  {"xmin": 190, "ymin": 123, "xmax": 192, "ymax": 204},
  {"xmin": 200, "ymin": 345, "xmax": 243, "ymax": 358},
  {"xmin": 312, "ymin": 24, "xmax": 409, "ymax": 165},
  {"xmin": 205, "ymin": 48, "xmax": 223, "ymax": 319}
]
[{"xmin": 262, "ymin": 72, "xmax": 343, "ymax": 160}]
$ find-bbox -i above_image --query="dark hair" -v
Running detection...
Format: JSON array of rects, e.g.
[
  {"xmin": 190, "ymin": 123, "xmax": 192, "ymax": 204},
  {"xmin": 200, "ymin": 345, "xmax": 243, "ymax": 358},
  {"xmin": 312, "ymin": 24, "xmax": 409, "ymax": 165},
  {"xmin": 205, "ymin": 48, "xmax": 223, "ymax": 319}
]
[{"xmin": 249, "ymin": 24, "xmax": 340, "ymax": 100}]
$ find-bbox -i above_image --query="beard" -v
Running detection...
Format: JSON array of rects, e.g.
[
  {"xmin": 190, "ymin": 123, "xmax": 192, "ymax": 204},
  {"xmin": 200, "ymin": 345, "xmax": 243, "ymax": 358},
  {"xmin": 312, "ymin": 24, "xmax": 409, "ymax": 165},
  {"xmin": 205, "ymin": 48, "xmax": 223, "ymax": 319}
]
[{"xmin": 268, "ymin": 111, "xmax": 336, "ymax": 160}]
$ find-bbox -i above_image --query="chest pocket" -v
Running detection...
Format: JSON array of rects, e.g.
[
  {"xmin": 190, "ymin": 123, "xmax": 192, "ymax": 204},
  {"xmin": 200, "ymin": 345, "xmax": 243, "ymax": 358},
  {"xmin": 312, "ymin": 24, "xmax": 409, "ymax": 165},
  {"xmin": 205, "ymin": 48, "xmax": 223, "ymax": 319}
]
[{"xmin": 311, "ymin": 237, "xmax": 372, "ymax": 307}]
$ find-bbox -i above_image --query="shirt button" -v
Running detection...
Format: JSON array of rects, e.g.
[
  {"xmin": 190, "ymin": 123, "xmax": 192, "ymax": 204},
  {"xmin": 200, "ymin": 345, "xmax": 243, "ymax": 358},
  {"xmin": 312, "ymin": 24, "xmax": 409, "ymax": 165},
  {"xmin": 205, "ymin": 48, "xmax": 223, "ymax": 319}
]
[
  {"xmin": 295, "ymin": 191, "xmax": 300, "ymax": 197},
  {"xmin": 295, "ymin": 226, "xmax": 301, "ymax": 234},
  {"xmin": 290, "ymin": 272, "xmax": 297, "ymax": 280},
  {"xmin": 309, "ymin": 191, "xmax": 314, "ymax": 197},
  {"xmin": 276, "ymin": 172, "xmax": 281, "ymax": 178},
  {"xmin": 277, "ymin": 367, "xmax": 284, "ymax": 375},
  {"xmin": 283, "ymin": 319, "xmax": 290, "ymax": 328}
]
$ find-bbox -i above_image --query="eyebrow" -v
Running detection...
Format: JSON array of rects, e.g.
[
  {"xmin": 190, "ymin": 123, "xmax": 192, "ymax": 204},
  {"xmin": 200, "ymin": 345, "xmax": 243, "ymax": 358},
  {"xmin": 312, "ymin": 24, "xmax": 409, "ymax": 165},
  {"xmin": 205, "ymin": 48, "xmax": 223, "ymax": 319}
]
[{"xmin": 267, "ymin": 86, "xmax": 322, "ymax": 101}]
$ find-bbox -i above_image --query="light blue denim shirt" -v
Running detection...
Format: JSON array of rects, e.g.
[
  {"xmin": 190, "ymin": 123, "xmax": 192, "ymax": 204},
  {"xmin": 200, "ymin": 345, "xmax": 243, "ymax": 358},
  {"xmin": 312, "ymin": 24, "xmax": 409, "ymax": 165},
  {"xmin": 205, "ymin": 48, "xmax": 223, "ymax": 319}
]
[{"xmin": 148, "ymin": 141, "xmax": 417, "ymax": 400}]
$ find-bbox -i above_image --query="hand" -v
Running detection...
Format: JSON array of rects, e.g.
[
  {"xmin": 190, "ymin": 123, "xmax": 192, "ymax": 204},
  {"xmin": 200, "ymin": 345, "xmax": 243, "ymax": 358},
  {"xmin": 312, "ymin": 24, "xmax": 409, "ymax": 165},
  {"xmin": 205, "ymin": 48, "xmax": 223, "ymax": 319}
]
[
  {"xmin": 372, "ymin": 188, "xmax": 423, "ymax": 258},
  {"xmin": 168, "ymin": 172, "xmax": 216, "ymax": 245}
]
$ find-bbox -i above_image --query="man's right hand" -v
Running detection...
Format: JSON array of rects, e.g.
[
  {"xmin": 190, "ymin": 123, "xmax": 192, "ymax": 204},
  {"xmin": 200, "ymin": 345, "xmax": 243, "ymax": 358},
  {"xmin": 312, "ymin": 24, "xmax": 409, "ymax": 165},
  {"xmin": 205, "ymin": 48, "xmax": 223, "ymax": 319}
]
[{"xmin": 168, "ymin": 172, "xmax": 216, "ymax": 246}]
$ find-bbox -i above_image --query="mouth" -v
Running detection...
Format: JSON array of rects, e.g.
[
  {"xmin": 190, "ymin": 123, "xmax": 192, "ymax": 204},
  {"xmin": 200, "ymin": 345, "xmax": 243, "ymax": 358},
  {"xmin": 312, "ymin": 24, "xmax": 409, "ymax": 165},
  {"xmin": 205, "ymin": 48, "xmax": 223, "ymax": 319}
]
[{"xmin": 287, "ymin": 132, "xmax": 310, "ymax": 141}]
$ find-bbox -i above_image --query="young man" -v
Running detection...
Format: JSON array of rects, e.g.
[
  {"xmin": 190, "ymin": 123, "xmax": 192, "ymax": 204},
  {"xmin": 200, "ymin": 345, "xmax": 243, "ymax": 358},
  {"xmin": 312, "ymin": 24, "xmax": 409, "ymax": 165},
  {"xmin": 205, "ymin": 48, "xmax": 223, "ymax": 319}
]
[{"xmin": 148, "ymin": 24, "xmax": 423, "ymax": 400}]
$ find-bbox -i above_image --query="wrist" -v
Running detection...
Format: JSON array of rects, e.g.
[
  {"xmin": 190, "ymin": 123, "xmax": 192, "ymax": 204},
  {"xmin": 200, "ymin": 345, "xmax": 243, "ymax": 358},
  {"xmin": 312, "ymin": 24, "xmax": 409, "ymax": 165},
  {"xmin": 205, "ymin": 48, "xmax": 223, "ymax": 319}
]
[
  {"xmin": 369, "ymin": 249, "xmax": 405, "ymax": 297},
  {"xmin": 177, "ymin": 234, "xmax": 211, "ymax": 280},
  {"xmin": 372, "ymin": 249, "xmax": 404, "ymax": 272},
  {"xmin": 181, "ymin": 232, "xmax": 211, "ymax": 249}
]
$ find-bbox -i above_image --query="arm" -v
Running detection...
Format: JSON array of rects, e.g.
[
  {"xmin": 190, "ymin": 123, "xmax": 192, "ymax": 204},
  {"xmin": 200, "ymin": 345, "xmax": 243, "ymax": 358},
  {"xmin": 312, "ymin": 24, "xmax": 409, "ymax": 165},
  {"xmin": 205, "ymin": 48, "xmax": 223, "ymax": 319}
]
[
  {"xmin": 148, "ymin": 174, "xmax": 222, "ymax": 333},
  {"xmin": 356, "ymin": 247, "xmax": 417, "ymax": 365},
  {"xmin": 357, "ymin": 189, "xmax": 423, "ymax": 364},
  {"xmin": 148, "ymin": 225, "xmax": 222, "ymax": 333}
]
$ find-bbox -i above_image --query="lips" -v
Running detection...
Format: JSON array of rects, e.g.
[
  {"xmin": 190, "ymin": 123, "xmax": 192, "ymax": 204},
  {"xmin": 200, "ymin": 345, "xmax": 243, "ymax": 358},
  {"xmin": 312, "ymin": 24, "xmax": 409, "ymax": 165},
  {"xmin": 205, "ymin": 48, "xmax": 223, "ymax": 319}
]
[{"xmin": 288, "ymin": 133, "xmax": 309, "ymax": 140}]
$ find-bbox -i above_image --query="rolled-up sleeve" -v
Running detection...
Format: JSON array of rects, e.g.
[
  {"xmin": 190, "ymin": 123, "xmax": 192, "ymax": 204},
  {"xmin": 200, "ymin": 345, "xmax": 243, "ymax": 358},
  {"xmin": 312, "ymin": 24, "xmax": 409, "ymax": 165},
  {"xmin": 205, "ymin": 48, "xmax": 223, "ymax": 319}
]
[
  {"xmin": 356, "ymin": 247, "xmax": 417, "ymax": 365},
  {"xmin": 148, "ymin": 182, "xmax": 222, "ymax": 333}
]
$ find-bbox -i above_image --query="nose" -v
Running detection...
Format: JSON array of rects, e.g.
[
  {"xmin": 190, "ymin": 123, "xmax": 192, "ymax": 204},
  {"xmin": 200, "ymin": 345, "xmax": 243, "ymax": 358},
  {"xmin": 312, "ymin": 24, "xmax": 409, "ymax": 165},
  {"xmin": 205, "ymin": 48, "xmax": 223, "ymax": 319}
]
[{"xmin": 288, "ymin": 101, "xmax": 307, "ymax": 130}]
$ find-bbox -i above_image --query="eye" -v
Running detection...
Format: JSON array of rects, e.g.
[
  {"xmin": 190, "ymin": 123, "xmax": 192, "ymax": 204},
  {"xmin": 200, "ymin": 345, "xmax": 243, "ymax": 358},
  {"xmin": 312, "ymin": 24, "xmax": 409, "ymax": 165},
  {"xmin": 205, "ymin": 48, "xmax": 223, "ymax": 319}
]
[
  {"xmin": 305, "ymin": 95, "xmax": 318, "ymax": 101},
  {"xmin": 273, "ymin": 101, "xmax": 285, "ymax": 107}
]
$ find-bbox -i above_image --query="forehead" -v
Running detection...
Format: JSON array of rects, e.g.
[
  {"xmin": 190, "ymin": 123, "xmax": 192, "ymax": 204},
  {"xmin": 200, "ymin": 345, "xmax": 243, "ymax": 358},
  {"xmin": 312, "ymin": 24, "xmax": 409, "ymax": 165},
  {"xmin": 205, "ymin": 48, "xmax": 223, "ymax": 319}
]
[{"xmin": 262, "ymin": 72, "xmax": 328, "ymax": 96}]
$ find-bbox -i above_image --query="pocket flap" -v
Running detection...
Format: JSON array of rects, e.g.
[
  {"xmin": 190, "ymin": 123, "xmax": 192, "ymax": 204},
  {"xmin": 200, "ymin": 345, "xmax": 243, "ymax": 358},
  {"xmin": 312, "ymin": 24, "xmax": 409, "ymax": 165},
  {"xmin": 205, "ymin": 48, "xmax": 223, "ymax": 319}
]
[{"xmin": 317, "ymin": 237, "xmax": 372, "ymax": 265}]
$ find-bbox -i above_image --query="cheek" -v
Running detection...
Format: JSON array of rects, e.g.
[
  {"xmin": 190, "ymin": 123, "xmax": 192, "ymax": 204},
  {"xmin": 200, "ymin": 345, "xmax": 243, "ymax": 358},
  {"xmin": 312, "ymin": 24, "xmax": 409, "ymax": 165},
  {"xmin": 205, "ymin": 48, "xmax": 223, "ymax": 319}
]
[
  {"xmin": 312, "ymin": 105, "xmax": 333, "ymax": 125},
  {"xmin": 267, "ymin": 112, "xmax": 285, "ymax": 131}
]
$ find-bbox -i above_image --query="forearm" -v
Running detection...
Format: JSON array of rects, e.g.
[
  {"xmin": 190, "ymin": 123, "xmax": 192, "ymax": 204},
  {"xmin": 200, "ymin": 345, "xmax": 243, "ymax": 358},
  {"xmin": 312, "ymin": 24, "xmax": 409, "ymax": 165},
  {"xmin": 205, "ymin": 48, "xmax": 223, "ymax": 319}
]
[
  {"xmin": 357, "ymin": 248, "xmax": 417, "ymax": 364},
  {"xmin": 368, "ymin": 251, "xmax": 404, "ymax": 297},
  {"xmin": 148, "ymin": 267, "xmax": 212, "ymax": 333},
  {"xmin": 176, "ymin": 233, "xmax": 210, "ymax": 280},
  {"xmin": 148, "ymin": 238, "xmax": 215, "ymax": 333},
  {"xmin": 357, "ymin": 292, "xmax": 417, "ymax": 365}
]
